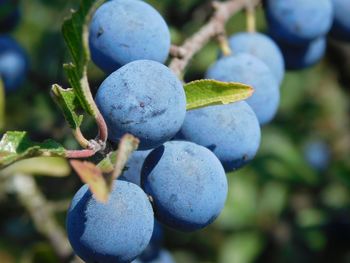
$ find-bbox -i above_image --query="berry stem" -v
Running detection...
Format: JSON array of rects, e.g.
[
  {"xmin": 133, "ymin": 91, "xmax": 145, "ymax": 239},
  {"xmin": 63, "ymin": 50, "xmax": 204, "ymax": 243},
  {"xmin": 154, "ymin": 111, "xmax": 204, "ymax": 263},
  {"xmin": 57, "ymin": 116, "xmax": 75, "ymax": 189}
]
[
  {"xmin": 217, "ymin": 33, "xmax": 232, "ymax": 56},
  {"xmin": 72, "ymin": 128, "xmax": 90, "ymax": 148},
  {"xmin": 246, "ymin": 0, "xmax": 257, "ymax": 33},
  {"xmin": 96, "ymin": 112, "xmax": 108, "ymax": 144},
  {"xmin": 66, "ymin": 149, "xmax": 96, "ymax": 159}
]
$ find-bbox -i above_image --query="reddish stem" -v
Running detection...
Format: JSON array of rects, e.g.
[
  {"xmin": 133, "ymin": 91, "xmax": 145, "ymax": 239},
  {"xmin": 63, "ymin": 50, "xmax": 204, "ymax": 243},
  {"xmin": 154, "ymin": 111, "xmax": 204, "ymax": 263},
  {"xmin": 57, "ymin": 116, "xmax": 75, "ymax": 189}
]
[
  {"xmin": 96, "ymin": 113, "xmax": 108, "ymax": 144},
  {"xmin": 66, "ymin": 149, "xmax": 96, "ymax": 159}
]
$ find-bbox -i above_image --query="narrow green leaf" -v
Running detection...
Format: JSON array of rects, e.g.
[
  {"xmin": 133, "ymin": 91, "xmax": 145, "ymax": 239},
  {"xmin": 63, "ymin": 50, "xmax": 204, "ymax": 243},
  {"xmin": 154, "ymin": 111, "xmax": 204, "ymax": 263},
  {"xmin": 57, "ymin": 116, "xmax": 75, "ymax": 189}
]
[
  {"xmin": 184, "ymin": 79, "xmax": 254, "ymax": 110},
  {"xmin": 70, "ymin": 160, "xmax": 109, "ymax": 202},
  {"xmin": 61, "ymin": 0, "xmax": 103, "ymax": 117},
  {"xmin": 97, "ymin": 151, "xmax": 117, "ymax": 174},
  {"xmin": 71, "ymin": 134, "xmax": 139, "ymax": 203},
  {"xmin": 51, "ymin": 84, "xmax": 83, "ymax": 129},
  {"xmin": 0, "ymin": 131, "xmax": 66, "ymax": 168},
  {"xmin": 97, "ymin": 134, "xmax": 139, "ymax": 176},
  {"xmin": 0, "ymin": 78, "xmax": 4, "ymax": 131},
  {"xmin": 112, "ymin": 134, "xmax": 139, "ymax": 180},
  {"xmin": 220, "ymin": 232, "xmax": 264, "ymax": 263},
  {"xmin": 1, "ymin": 157, "xmax": 70, "ymax": 177}
]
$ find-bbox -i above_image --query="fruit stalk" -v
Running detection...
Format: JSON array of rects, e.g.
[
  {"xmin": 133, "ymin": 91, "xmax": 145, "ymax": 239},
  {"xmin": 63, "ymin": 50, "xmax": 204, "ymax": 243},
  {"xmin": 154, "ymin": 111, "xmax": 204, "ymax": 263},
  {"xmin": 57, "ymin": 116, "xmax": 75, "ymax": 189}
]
[{"xmin": 246, "ymin": 0, "xmax": 256, "ymax": 33}]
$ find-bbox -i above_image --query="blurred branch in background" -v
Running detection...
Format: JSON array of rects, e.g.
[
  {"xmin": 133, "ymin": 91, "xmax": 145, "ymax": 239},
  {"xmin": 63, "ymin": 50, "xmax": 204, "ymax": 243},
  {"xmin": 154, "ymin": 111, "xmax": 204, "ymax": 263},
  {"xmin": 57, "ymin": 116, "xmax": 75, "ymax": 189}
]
[{"xmin": 8, "ymin": 174, "xmax": 72, "ymax": 261}]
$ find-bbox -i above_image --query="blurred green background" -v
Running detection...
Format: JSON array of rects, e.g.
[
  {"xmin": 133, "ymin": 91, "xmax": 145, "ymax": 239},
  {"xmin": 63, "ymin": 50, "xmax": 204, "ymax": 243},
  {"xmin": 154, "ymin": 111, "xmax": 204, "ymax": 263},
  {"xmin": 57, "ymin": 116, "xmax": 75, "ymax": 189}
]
[{"xmin": 1, "ymin": 0, "xmax": 350, "ymax": 262}]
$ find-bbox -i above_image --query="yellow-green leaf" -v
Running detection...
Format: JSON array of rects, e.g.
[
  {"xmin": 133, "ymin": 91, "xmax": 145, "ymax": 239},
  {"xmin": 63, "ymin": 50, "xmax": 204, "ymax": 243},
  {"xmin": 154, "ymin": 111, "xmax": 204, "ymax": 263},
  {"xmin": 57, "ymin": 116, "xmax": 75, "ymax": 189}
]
[
  {"xmin": 51, "ymin": 84, "xmax": 83, "ymax": 129},
  {"xmin": 1, "ymin": 157, "xmax": 70, "ymax": 177},
  {"xmin": 0, "ymin": 131, "xmax": 66, "ymax": 168},
  {"xmin": 112, "ymin": 134, "xmax": 139, "ymax": 180},
  {"xmin": 70, "ymin": 160, "xmax": 109, "ymax": 203},
  {"xmin": 61, "ymin": 0, "xmax": 104, "ymax": 117},
  {"xmin": 184, "ymin": 79, "xmax": 254, "ymax": 110}
]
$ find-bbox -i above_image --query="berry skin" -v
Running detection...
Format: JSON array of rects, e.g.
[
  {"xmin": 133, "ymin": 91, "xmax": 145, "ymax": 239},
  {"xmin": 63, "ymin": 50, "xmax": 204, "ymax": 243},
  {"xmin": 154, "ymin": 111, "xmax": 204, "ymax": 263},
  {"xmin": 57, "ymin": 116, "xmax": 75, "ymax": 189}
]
[
  {"xmin": 206, "ymin": 53, "xmax": 280, "ymax": 125},
  {"xmin": 141, "ymin": 141, "xmax": 228, "ymax": 232},
  {"xmin": 0, "ymin": 36, "xmax": 28, "ymax": 92},
  {"xmin": 89, "ymin": 0, "xmax": 171, "ymax": 73},
  {"xmin": 303, "ymin": 140, "xmax": 330, "ymax": 171},
  {"xmin": 228, "ymin": 32, "xmax": 285, "ymax": 84},
  {"xmin": 277, "ymin": 37, "xmax": 326, "ymax": 70},
  {"xmin": 119, "ymin": 149, "xmax": 152, "ymax": 186},
  {"xmin": 66, "ymin": 181, "xmax": 154, "ymax": 263},
  {"xmin": 265, "ymin": 0, "xmax": 333, "ymax": 45},
  {"xmin": 95, "ymin": 60, "xmax": 186, "ymax": 150},
  {"xmin": 178, "ymin": 101, "xmax": 261, "ymax": 171},
  {"xmin": 138, "ymin": 220, "xmax": 163, "ymax": 262},
  {"xmin": 329, "ymin": 0, "xmax": 350, "ymax": 41}
]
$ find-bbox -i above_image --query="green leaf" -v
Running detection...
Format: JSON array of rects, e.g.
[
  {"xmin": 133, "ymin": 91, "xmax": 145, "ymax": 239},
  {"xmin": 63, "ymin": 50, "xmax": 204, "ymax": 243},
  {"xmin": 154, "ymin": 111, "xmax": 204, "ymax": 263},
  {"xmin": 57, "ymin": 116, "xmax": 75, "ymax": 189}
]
[
  {"xmin": 184, "ymin": 79, "xmax": 254, "ymax": 110},
  {"xmin": 51, "ymin": 84, "xmax": 83, "ymax": 129},
  {"xmin": 0, "ymin": 131, "xmax": 66, "ymax": 168},
  {"xmin": 97, "ymin": 151, "xmax": 117, "ymax": 174},
  {"xmin": 219, "ymin": 232, "xmax": 264, "ymax": 263},
  {"xmin": 70, "ymin": 160, "xmax": 109, "ymax": 202},
  {"xmin": 112, "ymin": 134, "xmax": 139, "ymax": 180},
  {"xmin": 61, "ymin": 0, "xmax": 104, "ymax": 117},
  {"xmin": 97, "ymin": 134, "xmax": 139, "ymax": 176},
  {"xmin": 0, "ymin": 78, "xmax": 4, "ymax": 131},
  {"xmin": 1, "ymin": 157, "xmax": 70, "ymax": 177}
]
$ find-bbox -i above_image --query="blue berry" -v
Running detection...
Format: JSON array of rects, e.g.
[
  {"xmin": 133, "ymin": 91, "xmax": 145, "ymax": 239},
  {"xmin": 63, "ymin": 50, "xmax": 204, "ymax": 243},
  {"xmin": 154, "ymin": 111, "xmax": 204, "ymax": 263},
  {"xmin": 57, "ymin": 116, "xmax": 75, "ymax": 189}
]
[
  {"xmin": 277, "ymin": 37, "xmax": 326, "ymax": 70},
  {"xmin": 95, "ymin": 60, "xmax": 186, "ymax": 150},
  {"xmin": 0, "ymin": 36, "xmax": 28, "ymax": 92},
  {"xmin": 329, "ymin": 0, "xmax": 350, "ymax": 41},
  {"xmin": 89, "ymin": 0, "xmax": 171, "ymax": 73},
  {"xmin": 303, "ymin": 140, "xmax": 330, "ymax": 171},
  {"xmin": 141, "ymin": 141, "xmax": 227, "ymax": 232},
  {"xmin": 179, "ymin": 101, "xmax": 261, "ymax": 171},
  {"xmin": 228, "ymin": 32, "xmax": 285, "ymax": 84},
  {"xmin": 206, "ymin": 53, "xmax": 280, "ymax": 125},
  {"xmin": 66, "ymin": 181, "xmax": 154, "ymax": 263},
  {"xmin": 138, "ymin": 220, "xmax": 163, "ymax": 261},
  {"xmin": 265, "ymin": 0, "xmax": 333, "ymax": 45},
  {"xmin": 119, "ymin": 149, "xmax": 152, "ymax": 186}
]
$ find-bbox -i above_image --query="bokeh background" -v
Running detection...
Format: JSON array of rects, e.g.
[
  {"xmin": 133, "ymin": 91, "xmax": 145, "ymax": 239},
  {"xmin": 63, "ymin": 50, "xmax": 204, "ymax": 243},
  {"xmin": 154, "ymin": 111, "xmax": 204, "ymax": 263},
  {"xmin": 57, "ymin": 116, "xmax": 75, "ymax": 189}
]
[{"xmin": 1, "ymin": 0, "xmax": 350, "ymax": 262}]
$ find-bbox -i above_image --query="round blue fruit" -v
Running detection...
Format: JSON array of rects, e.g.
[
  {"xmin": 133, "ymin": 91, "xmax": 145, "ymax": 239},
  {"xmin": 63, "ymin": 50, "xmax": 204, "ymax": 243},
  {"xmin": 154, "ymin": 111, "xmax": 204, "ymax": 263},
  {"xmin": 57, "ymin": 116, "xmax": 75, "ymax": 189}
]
[
  {"xmin": 330, "ymin": 0, "xmax": 350, "ymax": 41},
  {"xmin": 138, "ymin": 220, "xmax": 163, "ymax": 261},
  {"xmin": 303, "ymin": 140, "xmax": 330, "ymax": 171},
  {"xmin": 0, "ymin": 36, "xmax": 28, "ymax": 92},
  {"xmin": 265, "ymin": 0, "xmax": 333, "ymax": 45},
  {"xmin": 277, "ymin": 37, "xmax": 326, "ymax": 70},
  {"xmin": 141, "ymin": 141, "xmax": 228, "ymax": 232},
  {"xmin": 179, "ymin": 101, "xmax": 261, "ymax": 171},
  {"xmin": 119, "ymin": 149, "xmax": 152, "ymax": 186},
  {"xmin": 66, "ymin": 181, "xmax": 154, "ymax": 263},
  {"xmin": 95, "ymin": 60, "xmax": 186, "ymax": 150},
  {"xmin": 89, "ymin": 0, "xmax": 171, "ymax": 73},
  {"xmin": 206, "ymin": 53, "xmax": 280, "ymax": 125},
  {"xmin": 228, "ymin": 32, "xmax": 285, "ymax": 84}
]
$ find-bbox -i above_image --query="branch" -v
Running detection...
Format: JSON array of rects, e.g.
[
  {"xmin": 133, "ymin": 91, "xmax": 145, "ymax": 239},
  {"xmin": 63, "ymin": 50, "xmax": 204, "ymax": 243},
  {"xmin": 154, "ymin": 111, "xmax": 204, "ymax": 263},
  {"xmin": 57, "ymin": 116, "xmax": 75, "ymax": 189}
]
[
  {"xmin": 169, "ymin": 0, "xmax": 260, "ymax": 77},
  {"xmin": 10, "ymin": 174, "xmax": 73, "ymax": 260}
]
